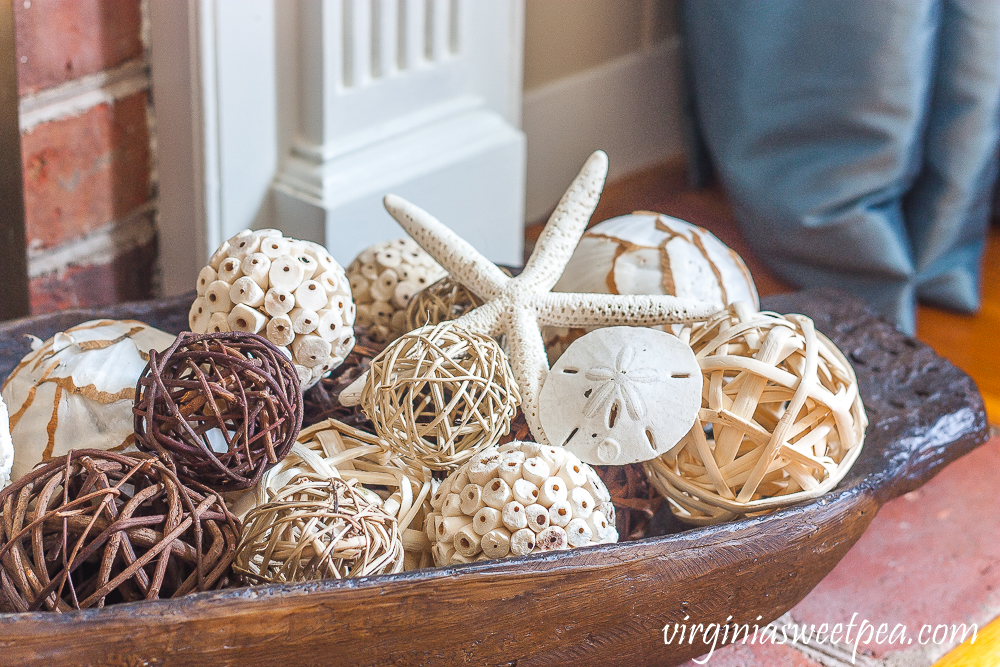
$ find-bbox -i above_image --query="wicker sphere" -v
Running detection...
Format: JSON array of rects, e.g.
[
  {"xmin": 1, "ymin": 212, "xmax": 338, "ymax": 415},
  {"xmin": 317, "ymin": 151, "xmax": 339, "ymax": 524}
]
[
  {"xmin": 425, "ymin": 441, "xmax": 618, "ymax": 566},
  {"xmin": 361, "ymin": 323, "xmax": 521, "ymax": 471},
  {"xmin": 544, "ymin": 211, "xmax": 759, "ymax": 360},
  {"xmin": 134, "ymin": 332, "xmax": 304, "ymax": 492},
  {"xmin": 347, "ymin": 238, "xmax": 447, "ymax": 343},
  {"xmin": 0, "ymin": 450, "xmax": 239, "ymax": 612},
  {"xmin": 191, "ymin": 229, "xmax": 356, "ymax": 389},
  {"xmin": 254, "ymin": 418, "xmax": 435, "ymax": 570},
  {"xmin": 404, "ymin": 276, "xmax": 485, "ymax": 331},
  {"xmin": 235, "ymin": 476, "xmax": 404, "ymax": 583},
  {"xmin": 644, "ymin": 302, "xmax": 868, "ymax": 526}
]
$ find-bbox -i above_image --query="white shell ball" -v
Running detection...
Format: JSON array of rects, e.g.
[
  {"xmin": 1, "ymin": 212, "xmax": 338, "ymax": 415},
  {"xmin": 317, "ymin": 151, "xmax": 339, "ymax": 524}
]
[
  {"xmin": 553, "ymin": 211, "xmax": 759, "ymax": 308},
  {"xmin": 191, "ymin": 229, "xmax": 357, "ymax": 389},
  {"xmin": 425, "ymin": 441, "xmax": 617, "ymax": 566},
  {"xmin": 1, "ymin": 320, "xmax": 177, "ymax": 482},
  {"xmin": 346, "ymin": 238, "xmax": 447, "ymax": 343}
]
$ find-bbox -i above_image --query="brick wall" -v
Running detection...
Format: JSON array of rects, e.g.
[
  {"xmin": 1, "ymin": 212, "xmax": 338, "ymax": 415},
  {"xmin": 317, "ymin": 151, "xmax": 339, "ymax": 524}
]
[{"xmin": 14, "ymin": 0, "xmax": 157, "ymax": 313}]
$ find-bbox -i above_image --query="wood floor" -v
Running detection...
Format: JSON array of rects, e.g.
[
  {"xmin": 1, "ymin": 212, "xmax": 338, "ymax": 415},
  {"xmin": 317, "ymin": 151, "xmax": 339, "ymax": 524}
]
[{"xmin": 526, "ymin": 158, "xmax": 1000, "ymax": 425}]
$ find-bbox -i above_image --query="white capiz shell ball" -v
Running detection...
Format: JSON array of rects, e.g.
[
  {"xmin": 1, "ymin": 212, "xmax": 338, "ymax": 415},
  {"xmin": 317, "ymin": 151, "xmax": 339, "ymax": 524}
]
[
  {"xmin": 425, "ymin": 441, "xmax": 618, "ymax": 566},
  {"xmin": 346, "ymin": 238, "xmax": 447, "ymax": 342},
  {"xmin": 0, "ymin": 397, "xmax": 13, "ymax": 489},
  {"xmin": 191, "ymin": 229, "xmax": 357, "ymax": 389},
  {"xmin": 553, "ymin": 211, "xmax": 759, "ymax": 308},
  {"xmin": 1, "ymin": 320, "xmax": 176, "ymax": 483}
]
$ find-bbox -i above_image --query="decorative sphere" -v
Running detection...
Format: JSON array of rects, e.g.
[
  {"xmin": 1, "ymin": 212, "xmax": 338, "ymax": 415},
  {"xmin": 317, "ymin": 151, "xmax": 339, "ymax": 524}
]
[{"xmin": 133, "ymin": 331, "xmax": 303, "ymax": 491}]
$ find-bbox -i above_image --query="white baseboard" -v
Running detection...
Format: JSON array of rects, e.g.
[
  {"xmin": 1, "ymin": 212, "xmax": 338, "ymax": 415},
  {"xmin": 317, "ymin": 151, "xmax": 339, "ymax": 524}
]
[
  {"xmin": 522, "ymin": 37, "xmax": 686, "ymax": 222},
  {"xmin": 273, "ymin": 106, "xmax": 526, "ymax": 268}
]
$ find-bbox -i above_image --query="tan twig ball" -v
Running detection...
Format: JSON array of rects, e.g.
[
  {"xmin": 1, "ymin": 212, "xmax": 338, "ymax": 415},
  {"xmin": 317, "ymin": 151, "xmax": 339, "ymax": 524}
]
[
  {"xmin": 362, "ymin": 323, "xmax": 521, "ymax": 471},
  {"xmin": 425, "ymin": 441, "xmax": 618, "ymax": 566},
  {"xmin": 347, "ymin": 238, "xmax": 447, "ymax": 343},
  {"xmin": 404, "ymin": 276, "xmax": 485, "ymax": 331},
  {"xmin": 644, "ymin": 302, "xmax": 867, "ymax": 526},
  {"xmin": 256, "ymin": 418, "xmax": 435, "ymax": 570},
  {"xmin": 235, "ymin": 477, "xmax": 403, "ymax": 584}
]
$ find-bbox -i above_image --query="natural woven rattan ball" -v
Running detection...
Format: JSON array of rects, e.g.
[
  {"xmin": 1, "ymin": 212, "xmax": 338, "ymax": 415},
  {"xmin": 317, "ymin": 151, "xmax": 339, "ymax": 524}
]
[
  {"xmin": 0, "ymin": 450, "xmax": 239, "ymax": 612},
  {"xmin": 362, "ymin": 322, "xmax": 521, "ymax": 472},
  {"xmin": 134, "ymin": 331, "xmax": 304, "ymax": 492},
  {"xmin": 404, "ymin": 276, "xmax": 485, "ymax": 331},
  {"xmin": 256, "ymin": 418, "xmax": 435, "ymax": 570},
  {"xmin": 644, "ymin": 302, "xmax": 867, "ymax": 525},
  {"xmin": 235, "ymin": 476, "xmax": 403, "ymax": 583}
]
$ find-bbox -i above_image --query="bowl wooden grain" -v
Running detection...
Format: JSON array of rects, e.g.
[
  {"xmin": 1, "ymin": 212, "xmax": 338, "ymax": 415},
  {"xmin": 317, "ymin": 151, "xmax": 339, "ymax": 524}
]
[{"xmin": 0, "ymin": 289, "xmax": 988, "ymax": 667}]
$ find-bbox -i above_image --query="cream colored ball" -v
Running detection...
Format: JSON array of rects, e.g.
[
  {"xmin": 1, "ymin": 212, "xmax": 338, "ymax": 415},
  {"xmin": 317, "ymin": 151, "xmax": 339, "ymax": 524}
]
[
  {"xmin": 425, "ymin": 441, "xmax": 618, "ymax": 566},
  {"xmin": 190, "ymin": 229, "xmax": 356, "ymax": 389},
  {"xmin": 346, "ymin": 238, "xmax": 447, "ymax": 343},
  {"xmin": 546, "ymin": 212, "xmax": 759, "ymax": 359}
]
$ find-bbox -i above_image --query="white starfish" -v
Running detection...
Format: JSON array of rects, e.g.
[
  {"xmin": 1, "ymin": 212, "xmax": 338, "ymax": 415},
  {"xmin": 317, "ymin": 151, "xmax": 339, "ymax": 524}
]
[{"xmin": 342, "ymin": 150, "xmax": 720, "ymax": 445}]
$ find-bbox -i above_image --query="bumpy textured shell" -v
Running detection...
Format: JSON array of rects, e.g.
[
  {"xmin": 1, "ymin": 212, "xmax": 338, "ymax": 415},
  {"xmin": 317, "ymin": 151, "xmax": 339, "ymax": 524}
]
[
  {"xmin": 425, "ymin": 441, "xmax": 618, "ymax": 566},
  {"xmin": 346, "ymin": 238, "xmax": 447, "ymax": 343},
  {"xmin": 1, "ymin": 320, "xmax": 176, "ymax": 482},
  {"xmin": 190, "ymin": 229, "xmax": 356, "ymax": 389}
]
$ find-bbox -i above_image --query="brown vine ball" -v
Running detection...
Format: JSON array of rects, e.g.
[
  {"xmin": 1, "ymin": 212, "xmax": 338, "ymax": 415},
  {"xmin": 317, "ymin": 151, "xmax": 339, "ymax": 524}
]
[
  {"xmin": 133, "ymin": 331, "xmax": 304, "ymax": 491},
  {"xmin": 0, "ymin": 450, "xmax": 239, "ymax": 612}
]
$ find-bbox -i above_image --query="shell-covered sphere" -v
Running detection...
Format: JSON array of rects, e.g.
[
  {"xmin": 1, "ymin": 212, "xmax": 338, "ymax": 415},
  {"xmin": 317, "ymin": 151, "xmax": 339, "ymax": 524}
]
[
  {"xmin": 425, "ymin": 441, "xmax": 618, "ymax": 566},
  {"xmin": 545, "ymin": 211, "xmax": 760, "ymax": 360},
  {"xmin": 1, "ymin": 320, "xmax": 176, "ymax": 483},
  {"xmin": 361, "ymin": 323, "xmax": 521, "ymax": 472},
  {"xmin": 644, "ymin": 302, "xmax": 868, "ymax": 525},
  {"xmin": 347, "ymin": 238, "xmax": 447, "ymax": 343},
  {"xmin": 190, "ymin": 229, "xmax": 356, "ymax": 389}
]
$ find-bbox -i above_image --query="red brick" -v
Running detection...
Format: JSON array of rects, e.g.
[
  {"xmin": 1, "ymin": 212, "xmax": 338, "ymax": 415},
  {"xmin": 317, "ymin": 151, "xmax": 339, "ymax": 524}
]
[
  {"xmin": 681, "ymin": 641, "xmax": 822, "ymax": 667},
  {"xmin": 13, "ymin": 0, "xmax": 143, "ymax": 95},
  {"xmin": 791, "ymin": 436, "xmax": 1000, "ymax": 659},
  {"xmin": 29, "ymin": 234, "xmax": 157, "ymax": 313},
  {"xmin": 21, "ymin": 91, "xmax": 151, "ymax": 250}
]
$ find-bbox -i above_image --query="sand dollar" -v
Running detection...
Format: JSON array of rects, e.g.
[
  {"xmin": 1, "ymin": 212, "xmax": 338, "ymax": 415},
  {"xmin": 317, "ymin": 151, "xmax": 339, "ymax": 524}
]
[{"xmin": 539, "ymin": 326, "xmax": 701, "ymax": 465}]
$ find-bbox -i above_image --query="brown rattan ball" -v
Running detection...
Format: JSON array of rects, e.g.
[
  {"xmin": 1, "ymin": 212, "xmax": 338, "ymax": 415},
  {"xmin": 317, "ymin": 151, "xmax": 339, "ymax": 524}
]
[
  {"xmin": 404, "ymin": 276, "xmax": 485, "ymax": 331},
  {"xmin": 0, "ymin": 450, "xmax": 239, "ymax": 612},
  {"xmin": 134, "ymin": 331, "xmax": 304, "ymax": 491},
  {"xmin": 644, "ymin": 302, "xmax": 868, "ymax": 525},
  {"xmin": 235, "ymin": 477, "xmax": 403, "ymax": 583},
  {"xmin": 362, "ymin": 322, "xmax": 521, "ymax": 471}
]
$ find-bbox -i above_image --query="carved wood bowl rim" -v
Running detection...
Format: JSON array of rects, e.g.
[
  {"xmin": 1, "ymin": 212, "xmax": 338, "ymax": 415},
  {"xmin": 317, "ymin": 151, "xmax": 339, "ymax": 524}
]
[{"xmin": 0, "ymin": 289, "xmax": 988, "ymax": 667}]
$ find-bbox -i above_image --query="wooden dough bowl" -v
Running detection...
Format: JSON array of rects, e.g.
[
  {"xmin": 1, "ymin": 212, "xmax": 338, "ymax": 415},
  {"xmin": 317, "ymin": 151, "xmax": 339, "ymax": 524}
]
[{"xmin": 0, "ymin": 289, "xmax": 988, "ymax": 667}]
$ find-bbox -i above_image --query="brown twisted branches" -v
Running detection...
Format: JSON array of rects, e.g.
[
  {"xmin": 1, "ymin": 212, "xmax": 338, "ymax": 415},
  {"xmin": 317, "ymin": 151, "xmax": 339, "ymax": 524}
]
[
  {"xmin": 133, "ymin": 331, "xmax": 303, "ymax": 491},
  {"xmin": 0, "ymin": 450, "xmax": 239, "ymax": 612}
]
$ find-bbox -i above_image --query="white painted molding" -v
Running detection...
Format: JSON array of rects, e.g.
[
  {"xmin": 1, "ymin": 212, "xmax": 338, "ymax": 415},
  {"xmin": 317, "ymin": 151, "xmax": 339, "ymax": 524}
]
[
  {"xmin": 522, "ymin": 37, "xmax": 685, "ymax": 223},
  {"xmin": 148, "ymin": 0, "xmax": 277, "ymax": 296},
  {"xmin": 273, "ymin": 0, "xmax": 527, "ymax": 267}
]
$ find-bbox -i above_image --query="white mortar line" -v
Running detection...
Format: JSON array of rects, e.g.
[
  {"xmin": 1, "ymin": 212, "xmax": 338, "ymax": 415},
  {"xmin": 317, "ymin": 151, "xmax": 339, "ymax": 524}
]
[
  {"xmin": 19, "ymin": 59, "xmax": 150, "ymax": 132},
  {"xmin": 27, "ymin": 202, "xmax": 157, "ymax": 278}
]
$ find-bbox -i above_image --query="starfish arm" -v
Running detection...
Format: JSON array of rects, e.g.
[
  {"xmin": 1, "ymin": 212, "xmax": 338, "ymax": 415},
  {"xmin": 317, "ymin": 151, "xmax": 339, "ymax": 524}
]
[
  {"xmin": 535, "ymin": 292, "xmax": 722, "ymax": 327},
  {"xmin": 452, "ymin": 299, "xmax": 505, "ymax": 338},
  {"xmin": 383, "ymin": 194, "xmax": 510, "ymax": 300},
  {"xmin": 517, "ymin": 151, "xmax": 609, "ymax": 292},
  {"xmin": 504, "ymin": 305, "xmax": 552, "ymax": 445}
]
